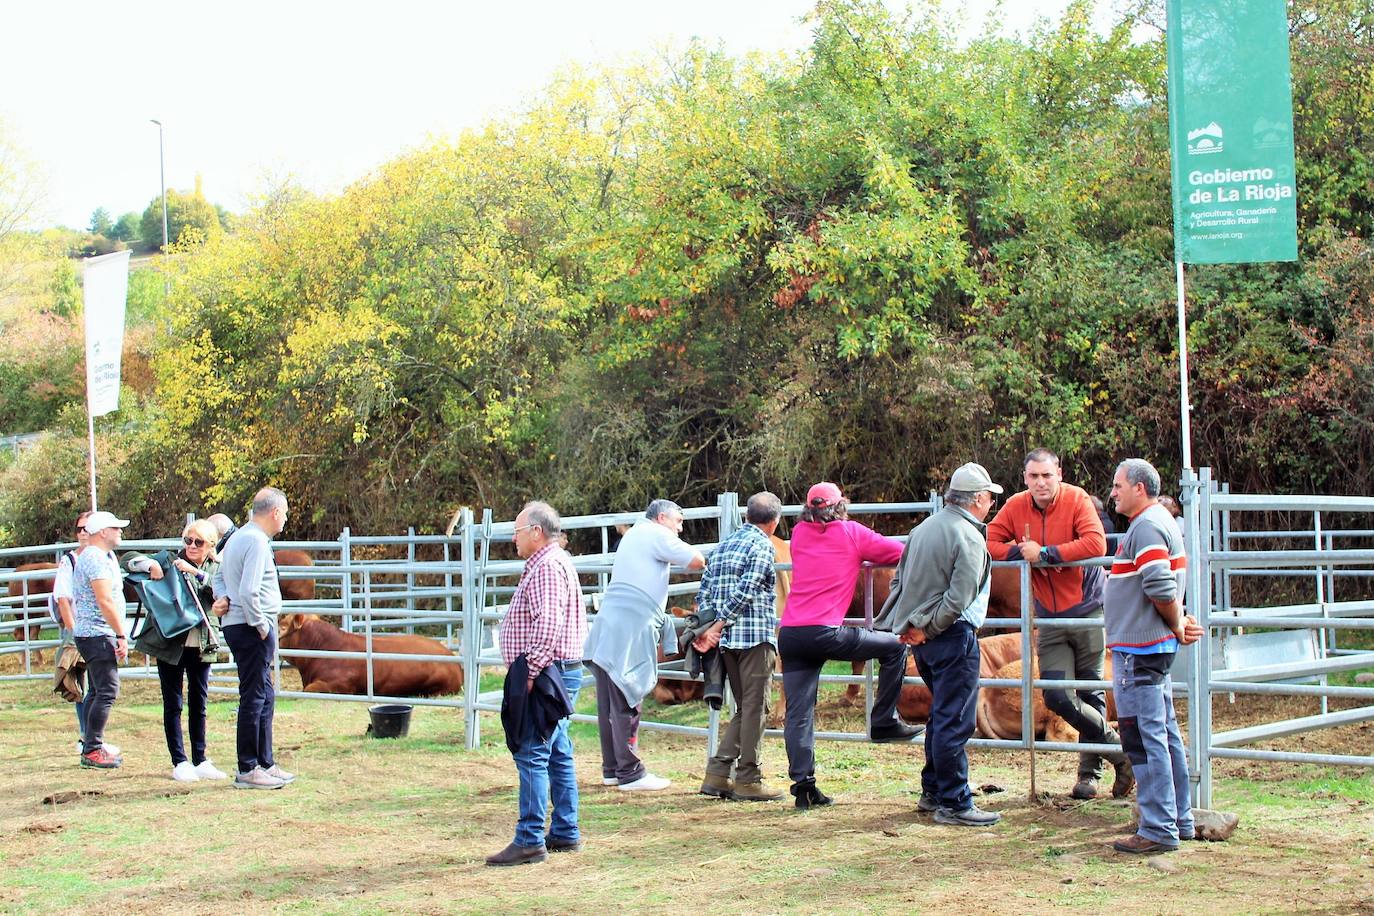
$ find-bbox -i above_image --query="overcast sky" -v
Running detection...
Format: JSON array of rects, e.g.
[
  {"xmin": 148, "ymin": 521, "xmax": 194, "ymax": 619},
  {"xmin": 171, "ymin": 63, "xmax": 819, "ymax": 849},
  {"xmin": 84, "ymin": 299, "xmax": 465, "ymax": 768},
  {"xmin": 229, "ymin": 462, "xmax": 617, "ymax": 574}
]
[{"xmin": 2, "ymin": 0, "xmax": 1110, "ymax": 229}]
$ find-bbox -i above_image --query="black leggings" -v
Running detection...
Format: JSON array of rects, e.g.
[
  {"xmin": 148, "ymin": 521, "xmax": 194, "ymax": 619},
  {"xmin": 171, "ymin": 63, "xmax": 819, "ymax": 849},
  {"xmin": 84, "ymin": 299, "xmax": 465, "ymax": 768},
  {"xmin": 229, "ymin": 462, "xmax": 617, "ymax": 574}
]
[{"xmin": 157, "ymin": 655, "xmax": 211, "ymax": 765}]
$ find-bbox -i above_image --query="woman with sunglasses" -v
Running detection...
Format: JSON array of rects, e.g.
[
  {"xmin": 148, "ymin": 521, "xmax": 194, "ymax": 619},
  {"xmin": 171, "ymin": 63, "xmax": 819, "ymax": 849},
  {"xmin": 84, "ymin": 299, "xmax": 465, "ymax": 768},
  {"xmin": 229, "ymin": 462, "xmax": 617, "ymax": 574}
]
[{"xmin": 125, "ymin": 519, "xmax": 228, "ymax": 782}]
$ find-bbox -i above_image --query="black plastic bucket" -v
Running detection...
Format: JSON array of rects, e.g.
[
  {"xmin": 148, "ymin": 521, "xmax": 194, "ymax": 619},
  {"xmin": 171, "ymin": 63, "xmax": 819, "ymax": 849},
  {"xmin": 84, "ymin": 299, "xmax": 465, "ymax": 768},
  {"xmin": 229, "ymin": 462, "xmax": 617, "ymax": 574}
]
[{"xmin": 367, "ymin": 704, "xmax": 413, "ymax": 739}]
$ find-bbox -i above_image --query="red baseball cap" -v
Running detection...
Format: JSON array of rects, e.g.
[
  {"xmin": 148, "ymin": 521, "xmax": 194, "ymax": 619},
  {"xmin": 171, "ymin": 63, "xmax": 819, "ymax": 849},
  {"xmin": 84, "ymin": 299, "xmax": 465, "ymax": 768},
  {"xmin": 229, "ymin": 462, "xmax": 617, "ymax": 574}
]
[{"xmin": 806, "ymin": 481, "xmax": 843, "ymax": 508}]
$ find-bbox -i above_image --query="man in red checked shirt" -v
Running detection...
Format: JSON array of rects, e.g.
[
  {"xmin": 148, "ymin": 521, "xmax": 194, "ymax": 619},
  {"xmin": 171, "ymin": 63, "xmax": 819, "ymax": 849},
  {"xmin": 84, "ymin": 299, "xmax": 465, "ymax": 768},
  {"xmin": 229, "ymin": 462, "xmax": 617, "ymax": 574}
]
[{"xmin": 486, "ymin": 501, "xmax": 590, "ymax": 868}]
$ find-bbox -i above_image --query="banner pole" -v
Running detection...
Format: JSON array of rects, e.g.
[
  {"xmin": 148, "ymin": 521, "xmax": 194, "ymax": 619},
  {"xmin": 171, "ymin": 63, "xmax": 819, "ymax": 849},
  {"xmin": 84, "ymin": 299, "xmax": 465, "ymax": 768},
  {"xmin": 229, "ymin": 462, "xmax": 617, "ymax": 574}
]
[
  {"xmin": 86, "ymin": 404, "xmax": 98, "ymax": 511},
  {"xmin": 1175, "ymin": 259, "xmax": 1193, "ymax": 471}
]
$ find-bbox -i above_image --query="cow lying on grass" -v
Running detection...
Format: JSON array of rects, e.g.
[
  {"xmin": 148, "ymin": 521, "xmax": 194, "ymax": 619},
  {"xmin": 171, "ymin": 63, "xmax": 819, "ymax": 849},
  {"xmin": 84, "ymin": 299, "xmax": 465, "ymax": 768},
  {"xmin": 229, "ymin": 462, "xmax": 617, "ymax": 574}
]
[{"xmin": 278, "ymin": 614, "xmax": 463, "ymax": 697}]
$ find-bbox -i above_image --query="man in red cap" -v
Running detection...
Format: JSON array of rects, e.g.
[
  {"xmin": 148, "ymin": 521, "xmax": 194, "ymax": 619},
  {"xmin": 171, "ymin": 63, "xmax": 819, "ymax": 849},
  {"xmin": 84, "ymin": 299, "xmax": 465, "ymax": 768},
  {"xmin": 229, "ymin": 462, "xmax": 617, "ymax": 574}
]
[{"xmin": 778, "ymin": 482, "xmax": 922, "ymax": 809}]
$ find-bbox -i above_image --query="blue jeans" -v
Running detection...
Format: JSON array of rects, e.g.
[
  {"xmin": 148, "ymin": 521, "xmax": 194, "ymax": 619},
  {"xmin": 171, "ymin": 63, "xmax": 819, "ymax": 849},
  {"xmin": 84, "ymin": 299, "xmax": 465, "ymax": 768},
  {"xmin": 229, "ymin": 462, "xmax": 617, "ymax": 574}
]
[
  {"xmin": 513, "ymin": 663, "xmax": 583, "ymax": 849},
  {"xmin": 74, "ymin": 635, "xmax": 120, "ymax": 755},
  {"xmin": 1112, "ymin": 651, "xmax": 1194, "ymax": 845},
  {"xmin": 913, "ymin": 621, "xmax": 980, "ymax": 811},
  {"xmin": 223, "ymin": 624, "xmax": 276, "ymax": 774}
]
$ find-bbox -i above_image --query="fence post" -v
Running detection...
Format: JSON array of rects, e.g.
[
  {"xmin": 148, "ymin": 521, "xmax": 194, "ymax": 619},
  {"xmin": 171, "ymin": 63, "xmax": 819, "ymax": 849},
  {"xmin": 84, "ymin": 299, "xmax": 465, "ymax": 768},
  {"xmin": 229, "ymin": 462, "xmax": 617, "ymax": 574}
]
[
  {"xmin": 407, "ymin": 526, "xmax": 417, "ymax": 634},
  {"xmin": 364, "ymin": 567, "xmax": 375, "ymax": 700},
  {"xmin": 340, "ymin": 527, "xmax": 353, "ymax": 633},
  {"xmin": 1019, "ymin": 561, "xmax": 1035, "ymax": 799},
  {"xmin": 1186, "ymin": 467, "xmax": 1215, "ymax": 808},
  {"xmin": 704, "ymin": 492, "xmax": 739, "ymax": 758},
  {"xmin": 460, "ymin": 508, "xmax": 480, "ymax": 750}
]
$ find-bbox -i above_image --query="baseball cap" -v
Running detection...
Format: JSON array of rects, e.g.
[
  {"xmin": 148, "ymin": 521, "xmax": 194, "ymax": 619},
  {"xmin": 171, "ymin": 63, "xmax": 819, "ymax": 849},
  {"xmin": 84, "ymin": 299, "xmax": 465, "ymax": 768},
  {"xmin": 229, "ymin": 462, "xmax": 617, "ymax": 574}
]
[
  {"xmin": 84, "ymin": 510, "xmax": 131, "ymax": 534},
  {"xmin": 806, "ymin": 481, "xmax": 844, "ymax": 507},
  {"xmin": 949, "ymin": 463, "xmax": 1004, "ymax": 494}
]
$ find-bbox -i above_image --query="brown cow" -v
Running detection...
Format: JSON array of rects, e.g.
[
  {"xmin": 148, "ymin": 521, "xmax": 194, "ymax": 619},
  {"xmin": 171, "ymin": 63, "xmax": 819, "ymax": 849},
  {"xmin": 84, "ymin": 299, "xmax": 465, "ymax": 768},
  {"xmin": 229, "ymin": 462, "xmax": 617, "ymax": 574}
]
[
  {"xmin": 278, "ymin": 613, "xmax": 463, "ymax": 697},
  {"xmin": 273, "ymin": 549, "xmax": 316, "ymax": 601},
  {"xmin": 979, "ymin": 652, "xmax": 1116, "ymax": 742},
  {"xmin": 7, "ymin": 562, "xmax": 57, "ymax": 654}
]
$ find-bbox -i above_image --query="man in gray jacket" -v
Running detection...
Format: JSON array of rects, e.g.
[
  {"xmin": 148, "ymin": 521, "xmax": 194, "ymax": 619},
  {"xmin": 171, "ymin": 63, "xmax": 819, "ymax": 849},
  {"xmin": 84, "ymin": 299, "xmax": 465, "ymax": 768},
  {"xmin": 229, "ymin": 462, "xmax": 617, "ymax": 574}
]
[
  {"xmin": 214, "ymin": 487, "xmax": 294, "ymax": 789},
  {"xmin": 876, "ymin": 463, "xmax": 1003, "ymax": 827}
]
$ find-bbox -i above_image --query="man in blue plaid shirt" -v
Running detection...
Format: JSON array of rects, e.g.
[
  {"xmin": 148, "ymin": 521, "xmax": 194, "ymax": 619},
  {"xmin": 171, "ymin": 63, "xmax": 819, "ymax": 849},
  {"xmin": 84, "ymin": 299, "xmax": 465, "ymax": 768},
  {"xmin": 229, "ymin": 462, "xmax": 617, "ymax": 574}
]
[{"xmin": 694, "ymin": 492, "xmax": 785, "ymax": 801}]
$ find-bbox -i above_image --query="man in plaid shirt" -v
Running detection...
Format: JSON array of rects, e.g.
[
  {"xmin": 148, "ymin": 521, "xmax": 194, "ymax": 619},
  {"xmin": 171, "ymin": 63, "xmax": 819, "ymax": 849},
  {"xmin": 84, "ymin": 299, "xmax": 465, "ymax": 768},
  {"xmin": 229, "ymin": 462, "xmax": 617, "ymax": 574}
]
[
  {"xmin": 486, "ymin": 501, "xmax": 589, "ymax": 867},
  {"xmin": 694, "ymin": 492, "xmax": 785, "ymax": 802}
]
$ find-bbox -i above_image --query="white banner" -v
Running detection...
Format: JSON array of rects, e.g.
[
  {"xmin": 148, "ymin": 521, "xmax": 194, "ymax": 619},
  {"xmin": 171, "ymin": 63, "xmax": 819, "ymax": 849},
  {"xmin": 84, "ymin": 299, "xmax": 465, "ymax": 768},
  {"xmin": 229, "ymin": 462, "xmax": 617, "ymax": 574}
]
[{"xmin": 83, "ymin": 250, "xmax": 131, "ymax": 417}]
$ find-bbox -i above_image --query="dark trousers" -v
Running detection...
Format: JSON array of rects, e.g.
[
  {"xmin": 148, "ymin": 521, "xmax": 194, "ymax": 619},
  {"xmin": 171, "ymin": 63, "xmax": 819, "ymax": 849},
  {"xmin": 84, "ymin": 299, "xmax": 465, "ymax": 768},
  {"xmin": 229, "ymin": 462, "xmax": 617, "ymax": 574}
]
[
  {"xmin": 706, "ymin": 642, "xmax": 778, "ymax": 784},
  {"xmin": 157, "ymin": 655, "xmax": 212, "ymax": 766},
  {"xmin": 1036, "ymin": 611, "xmax": 1117, "ymax": 779},
  {"xmin": 223, "ymin": 624, "xmax": 276, "ymax": 774},
  {"xmin": 74, "ymin": 635, "xmax": 120, "ymax": 755},
  {"xmin": 913, "ymin": 621, "xmax": 980, "ymax": 812},
  {"xmin": 779, "ymin": 625, "xmax": 908, "ymax": 785},
  {"xmin": 589, "ymin": 661, "xmax": 646, "ymax": 783}
]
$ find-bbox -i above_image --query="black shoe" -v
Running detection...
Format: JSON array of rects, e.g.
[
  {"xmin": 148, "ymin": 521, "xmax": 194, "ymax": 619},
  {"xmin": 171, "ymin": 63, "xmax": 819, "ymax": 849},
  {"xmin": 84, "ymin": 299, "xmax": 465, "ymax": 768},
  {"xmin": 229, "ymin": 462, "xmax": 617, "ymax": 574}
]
[
  {"xmin": 791, "ymin": 782, "xmax": 834, "ymax": 810},
  {"xmin": 485, "ymin": 842, "xmax": 548, "ymax": 866},
  {"xmin": 546, "ymin": 836, "xmax": 583, "ymax": 853},
  {"xmin": 870, "ymin": 722, "xmax": 925, "ymax": 743}
]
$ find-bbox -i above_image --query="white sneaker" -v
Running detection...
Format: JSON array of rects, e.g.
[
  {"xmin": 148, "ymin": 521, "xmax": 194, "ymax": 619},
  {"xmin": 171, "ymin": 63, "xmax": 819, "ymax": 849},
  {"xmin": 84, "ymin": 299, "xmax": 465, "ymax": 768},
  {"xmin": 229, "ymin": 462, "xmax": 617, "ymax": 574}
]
[
  {"xmin": 233, "ymin": 766, "xmax": 285, "ymax": 790},
  {"xmin": 618, "ymin": 773, "xmax": 672, "ymax": 792},
  {"xmin": 171, "ymin": 761, "xmax": 200, "ymax": 782},
  {"xmin": 194, "ymin": 760, "xmax": 228, "ymax": 780},
  {"xmin": 75, "ymin": 741, "xmax": 83, "ymax": 755},
  {"xmin": 601, "ymin": 776, "xmax": 619, "ymax": 786},
  {"xmin": 102, "ymin": 743, "xmax": 121, "ymax": 757},
  {"xmin": 265, "ymin": 764, "xmax": 295, "ymax": 783}
]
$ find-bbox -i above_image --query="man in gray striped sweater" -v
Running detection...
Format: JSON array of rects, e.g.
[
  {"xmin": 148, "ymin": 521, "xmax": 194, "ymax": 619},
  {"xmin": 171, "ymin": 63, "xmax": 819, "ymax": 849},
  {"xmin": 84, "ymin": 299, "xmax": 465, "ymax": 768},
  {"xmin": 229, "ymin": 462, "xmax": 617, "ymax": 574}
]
[
  {"xmin": 1104, "ymin": 459, "xmax": 1204, "ymax": 854},
  {"xmin": 214, "ymin": 487, "xmax": 295, "ymax": 789}
]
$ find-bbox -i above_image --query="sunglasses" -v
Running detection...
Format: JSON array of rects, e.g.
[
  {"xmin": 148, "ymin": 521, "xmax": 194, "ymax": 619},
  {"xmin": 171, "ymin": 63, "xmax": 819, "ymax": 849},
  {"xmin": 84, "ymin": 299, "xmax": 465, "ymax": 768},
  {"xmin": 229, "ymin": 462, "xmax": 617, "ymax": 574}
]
[{"xmin": 183, "ymin": 536, "xmax": 209, "ymax": 548}]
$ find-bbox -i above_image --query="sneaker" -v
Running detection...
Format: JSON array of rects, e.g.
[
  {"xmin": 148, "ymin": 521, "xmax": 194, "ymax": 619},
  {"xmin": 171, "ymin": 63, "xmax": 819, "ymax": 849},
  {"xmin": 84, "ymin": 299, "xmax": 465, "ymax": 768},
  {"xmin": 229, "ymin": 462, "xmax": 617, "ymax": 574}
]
[
  {"xmin": 618, "ymin": 773, "xmax": 671, "ymax": 792},
  {"xmin": 1071, "ymin": 777, "xmax": 1100, "ymax": 800},
  {"xmin": 917, "ymin": 792, "xmax": 939, "ymax": 813},
  {"xmin": 171, "ymin": 761, "xmax": 200, "ymax": 782},
  {"xmin": 102, "ymin": 743, "xmax": 121, "ymax": 757},
  {"xmin": 601, "ymin": 776, "xmax": 619, "ymax": 786},
  {"xmin": 75, "ymin": 740, "xmax": 84, "ymax": 755},
  {"xmin": 870, "ymin": 722, "xmax": 925, "ymax": 743},
  {"xmin": 80, "ymin": 747, "xmax": 122, "ymax": 769},
  {"xmin": 264, "ymin": 764, "xmax": 295, "ymax": 783},
  {"xmin": 934, "ymin": 804, "xmax": 1001, "ymax": 827},
  {"xmin": 233, "ymin": 766, "xmax": 286, "ymax": 790},
  {"xmin": 195, "ymin": 760, "xmax": 228, "ymax": 780}
]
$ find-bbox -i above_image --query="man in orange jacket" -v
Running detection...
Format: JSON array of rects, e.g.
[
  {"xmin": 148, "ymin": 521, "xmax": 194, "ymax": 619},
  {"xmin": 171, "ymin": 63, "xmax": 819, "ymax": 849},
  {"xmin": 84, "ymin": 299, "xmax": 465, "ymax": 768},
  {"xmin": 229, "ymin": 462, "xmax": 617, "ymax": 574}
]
[{"xmin": 987, "ymin": 448, "xmax": 1133, "ymax": 799}]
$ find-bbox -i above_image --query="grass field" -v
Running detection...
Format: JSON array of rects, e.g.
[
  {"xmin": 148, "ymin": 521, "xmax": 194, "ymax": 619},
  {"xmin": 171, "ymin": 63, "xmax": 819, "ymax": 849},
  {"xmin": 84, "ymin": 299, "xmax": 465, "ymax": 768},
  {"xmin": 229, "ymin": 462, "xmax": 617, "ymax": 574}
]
[{"xmin": 1, "ymin": 672, "xmax": 1372, "ymax": 915}]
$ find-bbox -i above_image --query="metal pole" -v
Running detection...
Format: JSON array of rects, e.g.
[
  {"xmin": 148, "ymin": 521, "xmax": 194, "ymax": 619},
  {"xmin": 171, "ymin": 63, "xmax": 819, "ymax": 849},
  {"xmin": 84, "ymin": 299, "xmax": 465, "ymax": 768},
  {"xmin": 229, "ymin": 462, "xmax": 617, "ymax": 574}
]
[
  {"xmin": 150, "ymin": 120, "xmax": 168, "ymax": 252},
  {"xmin": 1196, "ymin": 468, "xmax": 1215, "ymax": 806},
  {"xmin": 1176, "ymin": 260, "xmax": 1194, "ymax": 470},
  {"xmin": 85, "ymin": 406, "xmax": 98, "ymax": 510},
  {"xmin": 460, "ymin": 508, "xmax": 479, "ymax": 749},
  {"xmin": 1020, "ymin": 562, "xmax": 1035, "ymax": 799}
]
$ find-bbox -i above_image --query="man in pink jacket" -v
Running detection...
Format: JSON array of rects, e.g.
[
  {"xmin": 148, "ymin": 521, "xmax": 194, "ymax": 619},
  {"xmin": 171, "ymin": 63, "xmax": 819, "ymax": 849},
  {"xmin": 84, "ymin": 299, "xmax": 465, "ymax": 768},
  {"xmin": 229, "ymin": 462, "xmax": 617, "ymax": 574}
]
[{"xmin": 779, "ymin": 482, "xmax": 923, "ymax": 808}]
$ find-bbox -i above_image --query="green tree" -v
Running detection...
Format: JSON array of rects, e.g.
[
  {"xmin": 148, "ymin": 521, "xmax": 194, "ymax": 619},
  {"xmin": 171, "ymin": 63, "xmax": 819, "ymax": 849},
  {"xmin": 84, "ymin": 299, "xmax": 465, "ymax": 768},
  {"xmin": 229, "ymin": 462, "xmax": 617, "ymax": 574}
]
[
  {"xmin": 88, "ymin": 207, "xmax": 112, "ymax": 236},
  {"xmin": 140, "ymin": 186, "xmax": 223, "ymax": 252},
  {"xmin": 109, "ymin": 211, "xmax": 141, "ymax": 243}
]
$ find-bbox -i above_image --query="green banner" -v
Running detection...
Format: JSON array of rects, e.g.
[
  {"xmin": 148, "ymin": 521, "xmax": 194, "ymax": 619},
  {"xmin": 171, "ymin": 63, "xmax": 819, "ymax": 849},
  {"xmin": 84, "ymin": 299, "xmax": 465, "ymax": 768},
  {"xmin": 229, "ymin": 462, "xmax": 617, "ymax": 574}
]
[{"xmin": 1167, "ymin": 0, "xmax": 1298, "ymax": 264}]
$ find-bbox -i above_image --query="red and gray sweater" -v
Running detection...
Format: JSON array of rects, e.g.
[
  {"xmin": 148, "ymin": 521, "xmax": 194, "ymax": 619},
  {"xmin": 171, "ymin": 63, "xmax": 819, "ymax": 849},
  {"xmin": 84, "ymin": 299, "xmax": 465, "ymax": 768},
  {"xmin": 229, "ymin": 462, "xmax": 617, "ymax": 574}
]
[{"xmin": 1103, "ymin": 503, "xmax": 1187, "ymax": 650}]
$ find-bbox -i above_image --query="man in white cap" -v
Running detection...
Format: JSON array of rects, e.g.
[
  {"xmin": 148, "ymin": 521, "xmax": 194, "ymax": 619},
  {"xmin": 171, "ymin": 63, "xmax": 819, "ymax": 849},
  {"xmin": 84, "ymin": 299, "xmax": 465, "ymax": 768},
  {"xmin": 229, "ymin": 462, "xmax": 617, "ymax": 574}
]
[
  {"xmin": 877, "ymin": 463, "xmax": 1004, "ymax": 826},
  {"xmin": 71, "ymin": 510, "xmax": 131, "ymax": 769}
]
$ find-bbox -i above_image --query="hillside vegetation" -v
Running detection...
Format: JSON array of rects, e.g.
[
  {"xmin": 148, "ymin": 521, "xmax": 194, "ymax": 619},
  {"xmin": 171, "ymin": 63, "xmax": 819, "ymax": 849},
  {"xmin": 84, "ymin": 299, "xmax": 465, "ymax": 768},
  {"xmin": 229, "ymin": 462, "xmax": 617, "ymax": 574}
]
[{"xmin": 2, "ymin": 0, "xmax": 1373, "ymax": 544}]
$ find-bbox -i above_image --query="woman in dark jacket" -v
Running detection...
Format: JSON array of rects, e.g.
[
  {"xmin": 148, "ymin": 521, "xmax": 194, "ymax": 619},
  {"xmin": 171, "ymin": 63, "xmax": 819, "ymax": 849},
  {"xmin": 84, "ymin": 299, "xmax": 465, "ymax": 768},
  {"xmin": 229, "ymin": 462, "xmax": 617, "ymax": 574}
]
[{"xmin": 127, "ymin": 518, "xmax": 226, "ymax": 782}]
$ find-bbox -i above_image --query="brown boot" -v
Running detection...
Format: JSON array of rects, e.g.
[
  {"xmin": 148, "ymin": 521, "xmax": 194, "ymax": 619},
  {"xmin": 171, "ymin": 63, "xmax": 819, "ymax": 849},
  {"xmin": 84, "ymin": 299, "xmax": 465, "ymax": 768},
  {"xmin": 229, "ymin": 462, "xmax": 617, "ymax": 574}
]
[
  {"xmin": 699, "ymin": 772, "xmax": 735, "ymax": 799},
  {"xmin": 732, "ymin": 780, "xmax": 784, "ymax": 801},
  {"xmin": 1110, "ymin": 757, "xmax": 1136, "ymax": 799}
]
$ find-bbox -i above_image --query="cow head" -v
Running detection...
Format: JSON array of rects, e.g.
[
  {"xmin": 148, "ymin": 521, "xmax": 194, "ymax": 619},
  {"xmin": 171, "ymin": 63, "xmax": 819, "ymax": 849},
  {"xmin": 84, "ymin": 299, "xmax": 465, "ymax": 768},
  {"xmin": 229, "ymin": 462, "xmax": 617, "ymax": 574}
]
[{"xmin": 278, "ymin": 613, "xmax": 318, "ymax": 642}]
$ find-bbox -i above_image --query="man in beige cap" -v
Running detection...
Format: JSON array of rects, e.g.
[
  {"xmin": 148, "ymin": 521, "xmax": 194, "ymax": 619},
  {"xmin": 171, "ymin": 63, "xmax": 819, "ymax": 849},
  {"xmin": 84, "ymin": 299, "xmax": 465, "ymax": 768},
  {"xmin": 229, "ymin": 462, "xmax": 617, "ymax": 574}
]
[{"xmin": 876, "ymin": 463, "xmax": 1004, "ymax": 826}]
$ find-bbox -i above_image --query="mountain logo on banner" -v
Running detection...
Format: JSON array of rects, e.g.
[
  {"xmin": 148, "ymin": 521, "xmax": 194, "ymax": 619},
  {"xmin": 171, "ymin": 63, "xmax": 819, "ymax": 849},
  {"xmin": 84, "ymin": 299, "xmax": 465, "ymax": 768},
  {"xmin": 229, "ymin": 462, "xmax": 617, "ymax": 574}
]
[
  {"xmin": 1253, "ymin": 116, "xmax": 1291, "ymax": 149},
  {"xmin": 1187, "ymin": 122, "xmax": 1224, "ymax": 155}
]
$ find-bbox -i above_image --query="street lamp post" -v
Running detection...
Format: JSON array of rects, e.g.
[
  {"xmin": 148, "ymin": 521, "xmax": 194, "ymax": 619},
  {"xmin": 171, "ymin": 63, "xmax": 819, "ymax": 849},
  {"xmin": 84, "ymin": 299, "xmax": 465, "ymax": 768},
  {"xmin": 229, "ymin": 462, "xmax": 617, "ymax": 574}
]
[{"xmin": 150, "ymin": 119, "xmax": 168, "ymax": 252}]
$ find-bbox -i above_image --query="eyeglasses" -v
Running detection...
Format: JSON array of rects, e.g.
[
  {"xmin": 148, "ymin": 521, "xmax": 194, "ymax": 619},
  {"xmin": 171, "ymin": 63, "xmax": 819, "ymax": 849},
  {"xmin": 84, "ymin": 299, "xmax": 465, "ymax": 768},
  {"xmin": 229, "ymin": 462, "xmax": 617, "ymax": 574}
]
[
  {"xmin": 183, "ymin": 536, "xmax": 208, "ymax": 548},
  {"xmin": 513, "ymin": 523, "xmax": 541, "ymax": 536}
]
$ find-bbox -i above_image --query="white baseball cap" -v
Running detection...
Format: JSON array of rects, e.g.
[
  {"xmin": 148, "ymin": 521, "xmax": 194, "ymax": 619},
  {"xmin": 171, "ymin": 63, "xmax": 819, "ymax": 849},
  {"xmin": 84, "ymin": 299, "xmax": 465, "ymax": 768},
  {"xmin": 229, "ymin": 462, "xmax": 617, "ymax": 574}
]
[
  {"xmin": 949, "ymin": 462, "xmax": 1004, "ymax": 494},
  {"xmin": 84, "ymin": 511, "xmax": 131, "ymax": 534}
]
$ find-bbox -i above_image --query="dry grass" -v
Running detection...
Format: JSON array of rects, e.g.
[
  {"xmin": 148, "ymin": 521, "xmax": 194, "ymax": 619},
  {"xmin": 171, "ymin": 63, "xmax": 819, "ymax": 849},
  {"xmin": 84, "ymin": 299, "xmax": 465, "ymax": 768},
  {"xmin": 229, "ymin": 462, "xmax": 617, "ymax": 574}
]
[{"xmin": 1, "ymin": 675, "xmax": 1372, "ymax": 915}]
